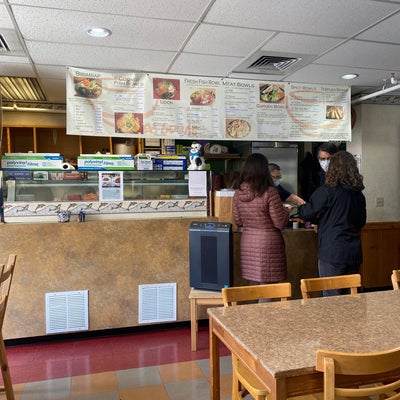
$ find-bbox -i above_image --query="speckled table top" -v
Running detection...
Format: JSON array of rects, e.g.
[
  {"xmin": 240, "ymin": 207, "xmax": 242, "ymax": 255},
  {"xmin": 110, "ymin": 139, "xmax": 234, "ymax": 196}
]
[{"xmin": 209, "ymin": 290, "xmax": 400, "ymax": 378}]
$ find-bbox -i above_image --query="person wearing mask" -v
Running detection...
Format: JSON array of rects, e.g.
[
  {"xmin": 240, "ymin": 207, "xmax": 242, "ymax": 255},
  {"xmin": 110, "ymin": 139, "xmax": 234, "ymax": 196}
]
[
  {"xmin": 317, "ymin": 142, "xmax": 338, "ymax": 185},
  {"xmin": 298, "ymin": 151, "xmax": 367, "ymax": 296},
  {"xmin": 269, "ymin": 163, "xmax": 306, "ymax": 206},
  {"xmin": 233, "ymin": 153, "xmax": 291, "ymax": 286}
]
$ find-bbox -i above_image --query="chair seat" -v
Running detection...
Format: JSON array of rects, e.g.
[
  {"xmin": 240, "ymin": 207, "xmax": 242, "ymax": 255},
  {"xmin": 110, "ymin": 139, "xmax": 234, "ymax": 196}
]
[{"xmin": 236, "ymin": 360, "xmax": 269, "ymax": 397}]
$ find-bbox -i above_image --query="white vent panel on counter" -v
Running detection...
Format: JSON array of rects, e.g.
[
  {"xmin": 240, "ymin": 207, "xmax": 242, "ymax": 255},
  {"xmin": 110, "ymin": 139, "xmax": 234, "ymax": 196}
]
[
  {"xmin": 45, "ymin": 290, "xmax": 89, "ymax": 334},
  {"xmin": 139, "ymin": 283, "xmax": 176, "ymax": 324}
]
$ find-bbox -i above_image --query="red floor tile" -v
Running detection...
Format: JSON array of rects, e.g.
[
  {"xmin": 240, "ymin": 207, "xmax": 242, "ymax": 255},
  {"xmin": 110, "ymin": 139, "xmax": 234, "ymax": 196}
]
[{"xmin": 5, "ymin": 324, "xmax": 230, "ymax": 385}]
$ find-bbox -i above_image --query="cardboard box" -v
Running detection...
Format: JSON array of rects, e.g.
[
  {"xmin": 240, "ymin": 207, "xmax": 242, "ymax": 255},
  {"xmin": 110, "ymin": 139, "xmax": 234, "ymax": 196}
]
[
  {"xmin": 135, "ymin": 154, "xmax": 153, "ymax": 170},
  {"xmin": 78, "ymin": 154, "xmax": 134, "ymax": 170},
  {"xmin": 152, "ymin": 155, "xmax": 187, "ymax": 170},
  {"xmin": 214, "ymin": 190, "xmax": 237, "ymax": 229},
  {"xmin": 1, "ymin": 154, "xmax": 63, "ymax": 170}
]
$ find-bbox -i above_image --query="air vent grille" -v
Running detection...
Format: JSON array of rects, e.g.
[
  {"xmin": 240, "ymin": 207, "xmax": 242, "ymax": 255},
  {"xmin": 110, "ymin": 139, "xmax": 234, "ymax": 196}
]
[
  {"xmin": 233, "ymin": 51, "xmax": 316, "ymax": 76},
  {"xmin": 0, "ymin": 34, "xmax": 10, "ymax": 53},
  {"xmin": 247, "ymin": 56, "xmax": 301, "ymax": 72}
]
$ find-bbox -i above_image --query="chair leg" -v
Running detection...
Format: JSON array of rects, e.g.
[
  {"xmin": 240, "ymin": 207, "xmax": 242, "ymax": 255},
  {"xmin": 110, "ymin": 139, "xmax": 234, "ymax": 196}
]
[
  {"xmin": 231, "ymin": 356, "xmax": 241, "ymax": 400},
  {"xmin": 0, "ymin": 332, "xmax": 14, "ymax": 400}
]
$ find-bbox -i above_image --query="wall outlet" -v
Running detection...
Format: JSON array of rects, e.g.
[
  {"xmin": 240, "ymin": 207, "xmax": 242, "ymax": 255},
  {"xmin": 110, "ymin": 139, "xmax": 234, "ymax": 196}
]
[{"xmin": 375, "ymin": 197, "xmax": 384, "ymax": 207}]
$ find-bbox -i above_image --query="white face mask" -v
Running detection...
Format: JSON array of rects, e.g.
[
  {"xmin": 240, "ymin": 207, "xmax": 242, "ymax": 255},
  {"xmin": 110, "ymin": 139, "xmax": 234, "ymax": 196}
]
[
  {"xmin": 319, "ymin": 159, "xmax": 330, "ymax": 172},
  {"xmin": 273, "ymin": 179, "xmax": 281, "ymax": 187}
]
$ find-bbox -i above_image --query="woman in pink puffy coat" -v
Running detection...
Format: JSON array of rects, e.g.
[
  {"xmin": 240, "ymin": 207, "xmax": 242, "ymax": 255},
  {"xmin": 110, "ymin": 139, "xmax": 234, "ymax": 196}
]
[{"xmin": 233, "ymin": 153, "xmax": 290, "ymax": 284}]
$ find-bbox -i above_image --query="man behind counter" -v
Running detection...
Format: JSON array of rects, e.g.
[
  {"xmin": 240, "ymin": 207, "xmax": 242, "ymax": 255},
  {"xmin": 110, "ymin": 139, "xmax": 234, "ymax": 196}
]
[{"xmin": 269, "ymin": 163, "xmax": 306, "ymax": 206}]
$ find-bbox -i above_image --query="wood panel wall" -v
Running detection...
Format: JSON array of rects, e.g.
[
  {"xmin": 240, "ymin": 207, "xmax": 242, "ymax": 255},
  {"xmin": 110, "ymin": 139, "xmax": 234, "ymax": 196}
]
[{"xmin": 360, "ymin": 222, "xmax": 400, "ymax": 288}]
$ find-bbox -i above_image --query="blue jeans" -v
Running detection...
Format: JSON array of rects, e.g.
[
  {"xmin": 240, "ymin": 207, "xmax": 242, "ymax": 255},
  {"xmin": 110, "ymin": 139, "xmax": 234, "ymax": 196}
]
[{"xmin": 318, "ymin": 260, "xmax": 360, "ymax": 296}]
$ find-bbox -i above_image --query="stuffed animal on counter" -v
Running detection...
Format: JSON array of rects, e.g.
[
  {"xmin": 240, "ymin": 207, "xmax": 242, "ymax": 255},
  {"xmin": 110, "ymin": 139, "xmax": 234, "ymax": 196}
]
[{"xmin": 188, "ymin": 142, "xmax": 206, "ymax": 170}]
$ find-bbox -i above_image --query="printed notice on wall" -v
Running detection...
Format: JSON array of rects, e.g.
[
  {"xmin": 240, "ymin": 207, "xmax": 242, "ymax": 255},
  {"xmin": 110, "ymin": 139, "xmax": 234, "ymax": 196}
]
[{"xmin": 66, "ymin": 66, "xmax": 351, "ymax": 142}]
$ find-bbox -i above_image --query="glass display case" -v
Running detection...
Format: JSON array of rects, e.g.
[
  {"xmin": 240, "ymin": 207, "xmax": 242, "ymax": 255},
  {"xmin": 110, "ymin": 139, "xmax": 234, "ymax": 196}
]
[{"xmin": 0, "ymin": 170, "xmax": 209, "ymax": 223}]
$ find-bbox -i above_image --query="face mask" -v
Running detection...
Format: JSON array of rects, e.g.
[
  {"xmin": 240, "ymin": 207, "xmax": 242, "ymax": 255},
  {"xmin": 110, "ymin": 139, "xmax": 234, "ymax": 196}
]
[
  {"xmin": 319, "ymin": 159, "xmax": 330, "ymax": 173},
  {"xmin": 273, "ymin": 179, "xmax": 281, "ymax": 187}
]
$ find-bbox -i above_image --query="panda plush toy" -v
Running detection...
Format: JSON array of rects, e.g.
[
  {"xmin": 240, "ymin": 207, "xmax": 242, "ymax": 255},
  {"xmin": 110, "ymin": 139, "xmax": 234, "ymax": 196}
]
[{"xmin": 187, "ymin": 142, "xmax": 206, "ymax": 170}]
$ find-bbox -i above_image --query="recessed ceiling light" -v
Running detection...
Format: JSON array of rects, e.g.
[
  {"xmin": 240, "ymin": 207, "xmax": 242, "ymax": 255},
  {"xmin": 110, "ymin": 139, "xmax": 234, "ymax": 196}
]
[
  {"xmin": 341, "ymin": 73, "xmax": 358, "ymax": 80},
  {"xmin": 87, "ymin": 27, "xmax": 111, "ymax": 38}
]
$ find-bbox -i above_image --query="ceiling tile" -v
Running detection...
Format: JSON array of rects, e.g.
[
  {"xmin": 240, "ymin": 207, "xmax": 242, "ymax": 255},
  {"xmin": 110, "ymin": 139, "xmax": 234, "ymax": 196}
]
[
  {"xmin": 356, "ymin": 11, "xmax": 400, "ymax": 43},
  {"xmin": 260, "ymin": 33, "xmax": 343, "ymax": 55},
  {"xmin": 40, "ymin": 78, "xmax": 66, "ymax": 103},
  {"xmin": 204, "ymin": 0, "xmax": 399, "ymax": 36},
  {"xmin": 0, "ymin": 61, "xmax": 35, "ymax": 77},
  {"xmin": 170, "ymin": 53, "xmax": 242, "ymax": 77},
  {"xmin": 12, "ymin": 6, "xmax": 195, "ymax": 51},
  {"xmin": 8, "ymin": 0, "xmax": 211, "ymax": 21},
  {"xmin": 25, "ymin": 41, "xmax": 176, "ymax": 72},
  {"xmin": 184, "ymin": 24, "xmax": 275, "ymax": 57},
  {"xmin": 316, "ymin": 40, "xmax": 400, "ymax": 71}
]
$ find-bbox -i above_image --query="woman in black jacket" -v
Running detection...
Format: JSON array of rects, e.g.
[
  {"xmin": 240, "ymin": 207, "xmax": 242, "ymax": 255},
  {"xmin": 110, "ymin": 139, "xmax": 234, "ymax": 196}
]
[{"xmin": 298, "ymin": 151, "xmax": 366, "ymax": 296}]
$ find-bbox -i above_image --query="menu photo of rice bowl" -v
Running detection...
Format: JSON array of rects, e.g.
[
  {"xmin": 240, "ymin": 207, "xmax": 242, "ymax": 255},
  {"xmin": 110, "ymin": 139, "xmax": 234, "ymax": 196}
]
[
  {"xmin": 114, "ymin": 112, "xmax": 143, "ymax": 134},
  {"xmin": 226, "ymin": 119, "xmax": 251, "ymax": 138},
  {"xmin": 259, "ymin": 84, "xmax": 285, "ymax": 103},
  {"xmin": 190, "ymin": 88, "xmax": 215, "ymax": 106},
  {"xmin": 74, "ymin": 77, "xmax": 102, "ymax": 98}
]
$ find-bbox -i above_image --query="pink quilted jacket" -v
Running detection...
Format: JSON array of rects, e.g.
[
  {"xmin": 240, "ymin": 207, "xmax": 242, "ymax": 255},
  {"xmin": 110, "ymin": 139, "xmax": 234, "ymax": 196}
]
[{"xmin": 233, "ymin": 183, "xmax": 289, "ymax": 283}]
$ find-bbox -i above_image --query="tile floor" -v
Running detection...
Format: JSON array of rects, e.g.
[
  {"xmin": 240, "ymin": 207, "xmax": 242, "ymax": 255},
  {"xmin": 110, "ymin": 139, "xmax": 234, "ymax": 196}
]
[{"xmin": 2, "ymin": 324, "xmax": 234, "ymax": 400}]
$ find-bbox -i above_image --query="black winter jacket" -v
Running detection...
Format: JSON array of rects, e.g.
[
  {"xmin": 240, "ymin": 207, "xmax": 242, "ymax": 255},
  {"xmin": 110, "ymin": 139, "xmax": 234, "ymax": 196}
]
[{"xmin": 298, "ymin": 184, "xmax": 366, "ymax": 265}]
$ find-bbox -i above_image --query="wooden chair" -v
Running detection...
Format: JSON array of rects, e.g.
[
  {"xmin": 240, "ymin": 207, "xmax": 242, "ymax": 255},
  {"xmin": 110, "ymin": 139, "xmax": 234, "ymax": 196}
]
[
  {"xmin": 222, "ymin": 283, "xmax": 292, "ymax": 400},
  {"xmin": 300, "ymin": 274, "xmax": 361, "ymax": 299},
  {"xmin": 391, "ymin": 269, "xmax": 400, "ymax": 290},
  {"xmin": 0, "ymin": 254, "xmax": 17, "ymax": 400},
  {"xmin": 316, "ymin": 347, "xmax": 400, "ymax": 400}
]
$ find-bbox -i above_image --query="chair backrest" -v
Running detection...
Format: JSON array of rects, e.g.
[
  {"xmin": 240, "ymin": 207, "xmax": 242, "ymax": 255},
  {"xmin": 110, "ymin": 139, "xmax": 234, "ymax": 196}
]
[
  {"xmin": 0, "ymin": 254, "xmax": 17, "ymax": 328},
  {"xmin": 222, "ymin": 282, "xmax": 291, "ymax": 306},
  {"xmin": 316, "ymin": 347, "xmax": 400, "ymax": 400},
  {"xmin": 300, "ymin": 274, "xmax": 361, "ymax": 299},
  {"xmin": 391, "ymin": 269, "xmax": 400, "ymax": 290}
]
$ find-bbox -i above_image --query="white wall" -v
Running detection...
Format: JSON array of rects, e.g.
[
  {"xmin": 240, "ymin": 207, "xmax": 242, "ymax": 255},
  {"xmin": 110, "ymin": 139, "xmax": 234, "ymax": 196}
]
[{"xmin": 348, "ymin": 104, "xmax": 400, "ymax": 222}]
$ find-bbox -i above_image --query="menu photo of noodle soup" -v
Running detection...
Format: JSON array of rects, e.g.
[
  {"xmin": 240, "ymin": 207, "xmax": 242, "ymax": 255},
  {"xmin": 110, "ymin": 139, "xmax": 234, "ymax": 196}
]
[
  {"xmin": 114, "ymin": 112, "xmax": 143, "ymax": 134},
  {"xmin": 226, "ymin": 118, "xmax": 251, "ymax": 139},
  {"xmin": 153, "ymin": 78, "xmax": 180, "ymax": 100}
]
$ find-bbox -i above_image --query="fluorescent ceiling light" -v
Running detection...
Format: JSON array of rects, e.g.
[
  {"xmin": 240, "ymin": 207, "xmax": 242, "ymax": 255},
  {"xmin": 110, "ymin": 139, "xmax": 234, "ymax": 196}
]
[
  {"xmin": 0, "ymin": 76, "xmax": 47, "ymax": 101},
  {"xmin": 87, "ymin": 27, "xmax": 111, "ymax": 38},
  {"xmin": 341, "ymin": 73, "xmax": 358, "ymax": 80}
]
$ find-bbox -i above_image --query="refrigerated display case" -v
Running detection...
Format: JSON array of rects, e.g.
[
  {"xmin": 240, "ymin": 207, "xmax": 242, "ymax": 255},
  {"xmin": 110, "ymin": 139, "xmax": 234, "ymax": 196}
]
[{"xmin": 1, "ymin": 170, "xmax": 209, "ymax": 223}]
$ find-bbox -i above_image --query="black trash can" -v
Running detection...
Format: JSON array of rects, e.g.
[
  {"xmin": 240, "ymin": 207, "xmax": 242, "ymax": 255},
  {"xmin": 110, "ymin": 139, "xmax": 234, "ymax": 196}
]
[{"xmin": 189, "ymin": 221, "xmax": 233, "ymax": 291}]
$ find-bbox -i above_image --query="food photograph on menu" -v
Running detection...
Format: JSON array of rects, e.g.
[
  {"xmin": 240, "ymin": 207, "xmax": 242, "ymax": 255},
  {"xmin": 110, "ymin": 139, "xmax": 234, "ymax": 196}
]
[
  {"xmin": 259, "ymin": 83, "xmax": 285, "ymax": 103},
  {"xmin": 326, "ymin": 105, "xmax": 344, "ymax": 120},
  {"xmin": 74, "ymin": 77, "xmax": 102, "ymax": 99},
  {"xmin": 153, "ymin": 78, "xmax": 180, "ymax": 100},
  {"xmin": 226, "ymin": 118, "xmax": 251, "ymax": 139},
  {"xmin": 114, "ymin": 112, "xmax": 143, "ymax": 134},
  {"xmin": 190, "ymin": 88, "xmax": 215, "ymax": 106}
]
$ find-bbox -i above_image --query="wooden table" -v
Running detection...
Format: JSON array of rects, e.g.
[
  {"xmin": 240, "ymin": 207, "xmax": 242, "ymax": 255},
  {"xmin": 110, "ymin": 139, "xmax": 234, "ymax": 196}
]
[
  {"xmin": 189, "ymin": 288, "xmax": 224, "ymax": 351},
  {"xmin": 208, "ymin": 290, "xmax": 400, "ymax": 400}
]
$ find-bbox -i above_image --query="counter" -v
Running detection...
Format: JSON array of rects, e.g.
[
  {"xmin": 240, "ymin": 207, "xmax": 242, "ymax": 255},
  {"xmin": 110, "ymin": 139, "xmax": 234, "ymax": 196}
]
[{"xmin": 0, "ymin": 220, "xmax": 317, "ymax": 339}]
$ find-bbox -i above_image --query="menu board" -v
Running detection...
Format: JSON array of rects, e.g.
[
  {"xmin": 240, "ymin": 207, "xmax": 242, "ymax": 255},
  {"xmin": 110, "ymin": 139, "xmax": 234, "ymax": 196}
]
[{"xmin": 66, "ymin": 66, "xmax": 351, "ymax": 142}]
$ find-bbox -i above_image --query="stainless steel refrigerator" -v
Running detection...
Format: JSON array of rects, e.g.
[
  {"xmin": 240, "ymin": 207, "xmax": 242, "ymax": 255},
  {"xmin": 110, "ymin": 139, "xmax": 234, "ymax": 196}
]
[{"xmin": 251, "ymin": 142, "xmax": 298, "ymax": 196}]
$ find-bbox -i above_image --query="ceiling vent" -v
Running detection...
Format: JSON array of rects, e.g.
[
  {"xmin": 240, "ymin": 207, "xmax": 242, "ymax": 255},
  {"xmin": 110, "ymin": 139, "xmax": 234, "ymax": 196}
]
[
  {"xmin": 233, "ymin": 51, "xmax": 316, "ymax": 75},
  {"xmin": 0, "ymin": 34, "xmax": 10, "ymax": 53}
]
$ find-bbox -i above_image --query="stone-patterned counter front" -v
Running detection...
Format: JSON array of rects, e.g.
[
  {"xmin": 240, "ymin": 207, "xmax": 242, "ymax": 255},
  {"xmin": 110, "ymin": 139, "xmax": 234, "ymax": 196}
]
[{"xmin": 0, "ymin": 220, "xmax": 317, "ymax": 339}]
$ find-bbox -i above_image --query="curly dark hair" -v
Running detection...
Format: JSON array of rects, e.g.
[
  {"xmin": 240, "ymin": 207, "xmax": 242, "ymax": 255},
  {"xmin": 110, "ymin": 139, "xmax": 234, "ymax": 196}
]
[
  {"xmin": 239, "ymin": 153, "xmax": 274, "ymax": 196},
  {"xmin": 325, "ymin": 151, "xmax": 364, "ymax": 189}
]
